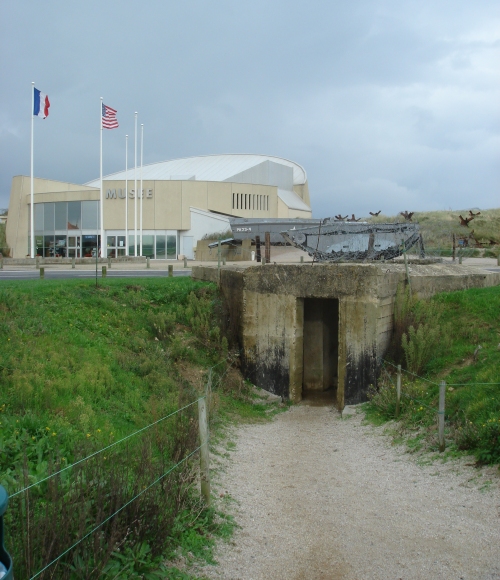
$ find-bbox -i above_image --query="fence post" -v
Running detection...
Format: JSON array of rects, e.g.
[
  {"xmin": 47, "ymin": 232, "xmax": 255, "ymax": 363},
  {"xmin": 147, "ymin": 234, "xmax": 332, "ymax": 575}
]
[
  {"xmin": 255, "ymin": 235, "xmax": 261, "ymax": 263},
  {"xmin": 146, "ymin": 256, "xmax": 150, "ymax": 269},
  {"xmin": 265, "ymin": 231, "xmax": 271, "ymax": 263},
  {"xmin": 39, "ymin": 267, "xmax": 44, "ymax": 279},
  {"xmin": 438, "ymin": 380, "xmax": 446, "ymax": 452},
  {"xmin": 102, "ymin": 265, "xmax": 107, "ymax": 278},
  {"xmin": 402, "ymin": 238, "xmax": 411, "ymax": 293},
  {"xmin": 183, "ymin": 256, "xmax": 187, "ymax": 268},
  {"xmin": 108, "ymin": 256, "xmax": 112, "ymax": 269},
  {"xmin": 72, "ymin": 257, "xmax": 76, "ymax": 269},
  {"xmin": 168, "ymin": 264, "xmax": 173, "ymax": 277},
  {"xmin": 36, "ymin": 256, "xmax": 40, "ymax": 269},
  {"xmin": 198, "ymin": 397, "xmax": 211, "ymax": 506},
  {"xmin": 396, "ymin": 364, "xmax": 401, "ymax": 418}
]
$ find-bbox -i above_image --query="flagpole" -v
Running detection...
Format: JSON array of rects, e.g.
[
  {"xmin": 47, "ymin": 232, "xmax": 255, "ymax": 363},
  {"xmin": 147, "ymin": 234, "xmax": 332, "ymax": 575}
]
[
  {"xmin": 100, "ymin": 97, "xmax": 104, "ymax": 258},
  {"xmin": 30, "ymin": 81, "xmax": 35, "ymax": 258},
  {"xmin": 125, "ymin": 134, "xmax": 128, "ymax": 256},
  {"xmin": 134, "ymin": 112, "xmax": 137, "ymax": 256},
  {"xmin": 140, "ymin": 123, "xmax": 143, "ymax": 257}
]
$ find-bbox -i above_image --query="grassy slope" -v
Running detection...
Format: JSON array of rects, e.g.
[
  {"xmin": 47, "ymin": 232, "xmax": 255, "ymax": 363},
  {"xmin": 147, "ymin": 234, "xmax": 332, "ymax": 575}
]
[
  {"xmin": 368, "ymin": 285, "xmax": 500, "ymax": 464},
  {"xmin": 364, "ymin": 207, "xmax": 500, "ymax": 254},
  {"xmin": 0, "ymin": 278, "xmax": 213, "ymax": 448},
  {"xmin": 0, "ymin": 277, "xmax": 271, "ymax": 578}
]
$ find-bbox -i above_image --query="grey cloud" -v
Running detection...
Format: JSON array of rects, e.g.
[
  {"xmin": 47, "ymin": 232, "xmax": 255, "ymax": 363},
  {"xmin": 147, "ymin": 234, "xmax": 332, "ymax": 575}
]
[{"xmin": 0, "ymin": 0, "xmax": 498, "ymax": 217}]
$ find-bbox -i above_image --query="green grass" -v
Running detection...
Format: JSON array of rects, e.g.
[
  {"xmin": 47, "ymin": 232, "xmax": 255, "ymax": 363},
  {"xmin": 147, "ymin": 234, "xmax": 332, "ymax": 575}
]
[
  {"xmin": 0, "ymin": 277, "xmax": 268, "ymax": 578},
  {"xmin": 367, "ymin": 285, "xmax": 500, "ymax": 465},
  {"xmin": 365, "ymin": 207, "xmax": 500, "ymax": 256}
]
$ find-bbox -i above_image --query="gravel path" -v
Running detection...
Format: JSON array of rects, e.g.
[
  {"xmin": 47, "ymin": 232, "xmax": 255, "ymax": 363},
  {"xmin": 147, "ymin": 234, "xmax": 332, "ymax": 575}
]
[{"xmin": 202, "ymin": 404, "xmax": 500, "ymax": 580}]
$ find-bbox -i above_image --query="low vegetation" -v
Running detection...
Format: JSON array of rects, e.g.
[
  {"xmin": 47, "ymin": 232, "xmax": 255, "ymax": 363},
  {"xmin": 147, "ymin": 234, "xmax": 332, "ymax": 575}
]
[
  {"xmin": 0, "ymin": 221, "xmax": 9, "ymax": 257},
  {"xmin": 365, "ymin": 207, "xmax": 500, "ymax": 258},
  {"xmin": 0, "ymin": 277, "xmax": 280, "ymax": 579},
  {"xmin": 367, "ymin": 284, "xmax": 500, "ymax": 466}
]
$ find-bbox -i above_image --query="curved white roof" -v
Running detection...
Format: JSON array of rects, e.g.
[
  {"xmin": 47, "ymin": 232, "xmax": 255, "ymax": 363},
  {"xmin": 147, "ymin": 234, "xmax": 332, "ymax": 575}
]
[{"xmin": 86, "ymin": 153, "xmax": 307, "ymax": 187}]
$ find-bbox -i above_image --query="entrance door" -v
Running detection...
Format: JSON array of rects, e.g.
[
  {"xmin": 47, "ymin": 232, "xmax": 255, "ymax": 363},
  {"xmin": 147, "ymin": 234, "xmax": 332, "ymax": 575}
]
[
  {"xmin": 68, "ymin": 236, "xmax": 81, "ymax": 258},
  {"xmin": 302, "ymin": 298, "xmax": 339, "ymax": 394},
  {"xmin": 182, "ymin": 236, "xmax": 194, "ymax": 260}
]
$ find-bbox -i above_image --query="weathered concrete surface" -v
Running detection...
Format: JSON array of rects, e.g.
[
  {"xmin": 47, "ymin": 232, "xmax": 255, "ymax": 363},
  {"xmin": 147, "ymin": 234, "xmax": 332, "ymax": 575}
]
[{"xmin": 193, "ymin": 262, "xmax": 500, "ymax": 409}]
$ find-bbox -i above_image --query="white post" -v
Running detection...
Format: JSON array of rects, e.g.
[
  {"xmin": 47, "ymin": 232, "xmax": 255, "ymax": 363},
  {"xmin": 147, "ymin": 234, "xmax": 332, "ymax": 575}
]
[
  {"xmin": 100, "ymin": 97, "xmax": 104, "ymax": 259},
  {"xmin": 125, "ymin": 134, "xmax": 128, "ymax": 256},
  {"xmin": 30, "ymin": 82, "xmax": 35, "ymax": 258},
  {"xmin": 134, "ymin": 112, "xmax": 138, "ymax": 256},
  {"xmin": 140, "ymin": 123, "xmax": 143, "ymax": 257}
]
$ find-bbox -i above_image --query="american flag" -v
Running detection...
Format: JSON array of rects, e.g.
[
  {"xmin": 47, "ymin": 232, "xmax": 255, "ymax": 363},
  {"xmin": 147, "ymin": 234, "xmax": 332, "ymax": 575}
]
[{"xmin": 102, "ymin": 104, "xmax": 119, "ymax": 129}]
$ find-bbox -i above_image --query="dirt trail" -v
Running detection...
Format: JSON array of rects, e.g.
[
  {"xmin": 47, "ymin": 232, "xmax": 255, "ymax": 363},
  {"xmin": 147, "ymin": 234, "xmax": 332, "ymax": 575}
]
[{"xmin": 202, "ymin": 405, "xmax": 500, "ymax": 580}]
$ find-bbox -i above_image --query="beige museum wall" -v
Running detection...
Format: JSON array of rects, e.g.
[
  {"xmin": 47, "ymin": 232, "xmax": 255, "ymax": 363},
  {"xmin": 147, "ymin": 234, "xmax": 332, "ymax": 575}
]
[
  {"xmin": 7, "ymin": 176, "xmax": 100, "ymax": 258},
  {"xmin": 6, "ymin": 175, "xmax": 310, "ymax": 257}
]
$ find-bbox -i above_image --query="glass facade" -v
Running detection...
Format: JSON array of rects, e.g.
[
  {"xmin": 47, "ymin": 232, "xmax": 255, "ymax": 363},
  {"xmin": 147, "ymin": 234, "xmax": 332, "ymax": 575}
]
[
  {"xmin": 31, "ymin": 201, "xmax": 178, "ymax": 259},
  {"xmin": 127, "ymin": 233, "xmax": 177, "ymax": 259},
  {"xmin": 32, "ymin": 201, "xmax": 100, "ymax": 257}
]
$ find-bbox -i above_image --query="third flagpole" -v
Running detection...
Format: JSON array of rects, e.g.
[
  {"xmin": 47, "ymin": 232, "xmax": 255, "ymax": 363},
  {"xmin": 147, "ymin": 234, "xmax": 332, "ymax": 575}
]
[
  {"xmin": 30, "ymin": 81, "xmax": 35, "ymax": 258},
  {"xmin": 125, "ymin": 134, "xmax": 128, "ymax": 256},
  {"xmin": 100, "ymin": 97, "xmax": 104, "ymax": 258},
  {"xmin": 140, "ymin": 123, "xmax": 143, "ymax": 256},
  {"xmin": 134, "ymin": 112, "xmax": 138, "ymax": 256}
]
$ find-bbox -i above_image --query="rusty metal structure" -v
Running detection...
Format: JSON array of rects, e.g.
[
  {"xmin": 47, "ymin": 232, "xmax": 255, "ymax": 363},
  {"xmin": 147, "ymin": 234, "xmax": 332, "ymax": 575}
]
[
  {"xmin": 281, "ymin": 220, "xmax": 424, "ymax": 261},
  {"xmin": 227, "ymin": 217, "xmax": 425, "ymax": 262}
]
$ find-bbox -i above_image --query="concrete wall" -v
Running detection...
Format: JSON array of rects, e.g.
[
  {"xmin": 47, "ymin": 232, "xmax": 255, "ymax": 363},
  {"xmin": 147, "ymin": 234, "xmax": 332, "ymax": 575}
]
[{"xmin": 193, "ymin": 262, "xmax": 500, "ymax": 410}]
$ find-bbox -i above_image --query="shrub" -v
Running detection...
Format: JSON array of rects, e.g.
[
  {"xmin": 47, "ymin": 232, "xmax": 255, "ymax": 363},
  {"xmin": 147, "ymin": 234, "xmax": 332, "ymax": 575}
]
[{"xmin": 388, "ymin": 284, "xmax": 447, "ymax": 375}]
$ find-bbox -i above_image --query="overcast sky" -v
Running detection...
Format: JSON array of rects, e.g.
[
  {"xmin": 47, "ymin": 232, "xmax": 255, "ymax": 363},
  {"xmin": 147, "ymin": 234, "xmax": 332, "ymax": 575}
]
[{"xmin": 1, "ymin": 0, "xmax": 498, "ymax": 217}]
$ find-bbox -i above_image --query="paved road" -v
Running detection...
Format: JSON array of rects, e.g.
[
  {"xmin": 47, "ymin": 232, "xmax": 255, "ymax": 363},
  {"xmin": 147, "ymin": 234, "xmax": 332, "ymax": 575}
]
[{"xmin": 0, "ymin": 269, "xmax": 192, "ymax": 281}]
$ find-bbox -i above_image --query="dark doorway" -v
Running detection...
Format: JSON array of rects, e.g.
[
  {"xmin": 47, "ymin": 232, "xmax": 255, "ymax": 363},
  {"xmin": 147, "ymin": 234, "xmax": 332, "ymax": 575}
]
[{"xmin": 302, "ymin": 298, "xmax": 339, "ymax": 403}]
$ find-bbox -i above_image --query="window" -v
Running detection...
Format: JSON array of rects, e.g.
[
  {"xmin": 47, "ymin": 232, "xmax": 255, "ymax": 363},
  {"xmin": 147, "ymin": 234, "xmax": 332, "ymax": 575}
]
[
  {"xmin": 142, "ymin": 235, "xmax": 154, "ymax": 257},
  {"xmin": 82, "ymin": 201, "xmax": 99, "ymax": 230},
  {"xmin": 68, "ymin": 202, "xmax": 81, "ymax": 230},
  {"xmin": 167, "ymin": 235, "xmax": 176, "ymax": 259},
  {"xmin": 44, "ymin": 203, "xmax": 55, "ymax": 231},
  {"xmin": 34, "ymin": 204, "xmax": 44, "ymax": 231},
  {"xmin": 128, "ymin": 234, "xmax": 138, "ymax": 256},
  {"xmin": 55, "ymin": 202, "xmax": 67, "ymax": 230},
  {"xmin": 82, "ymin": 235, "xmax": 98, "ymax": 258},
  {"xmin": 156, "ymin": 235, "xmax": 166, "ymax": 259}
]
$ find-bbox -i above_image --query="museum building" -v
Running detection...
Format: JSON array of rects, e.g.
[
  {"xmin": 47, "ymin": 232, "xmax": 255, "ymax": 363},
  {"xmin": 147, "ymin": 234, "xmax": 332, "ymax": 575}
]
[{"xmin": 6, "ymin": 154, "xmax": 312, "ymax": 259}]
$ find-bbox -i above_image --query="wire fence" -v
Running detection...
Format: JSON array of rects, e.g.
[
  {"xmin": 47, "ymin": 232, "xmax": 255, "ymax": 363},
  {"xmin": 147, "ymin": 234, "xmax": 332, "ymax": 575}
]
[
  {"xmin": 29, "ymin": 444, "xmax": 203, "ymax": 580},
  {"xmin": 3, "ymin": 366, "xmax": 217, "ymax": 580},
  {"xmin": 9, "ymin": 398, "xmax": 204, "ymax": 499}
]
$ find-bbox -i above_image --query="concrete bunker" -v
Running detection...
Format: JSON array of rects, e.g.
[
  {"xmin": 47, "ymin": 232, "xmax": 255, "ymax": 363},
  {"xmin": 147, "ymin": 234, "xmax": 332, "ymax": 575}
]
[{"xmin": 193, "ymin": 262, "xmax": 500, "ymax": 409}]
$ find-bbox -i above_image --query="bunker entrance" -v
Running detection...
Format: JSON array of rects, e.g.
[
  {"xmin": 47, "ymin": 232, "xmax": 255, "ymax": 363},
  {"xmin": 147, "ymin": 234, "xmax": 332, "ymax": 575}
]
[{"xmin": 302, "ymin": 298, "xmax": 339, "ymax": 404}]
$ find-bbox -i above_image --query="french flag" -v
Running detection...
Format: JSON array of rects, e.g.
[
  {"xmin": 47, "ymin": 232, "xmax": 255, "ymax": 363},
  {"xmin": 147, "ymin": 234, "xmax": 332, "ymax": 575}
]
[{"xmin": 33, "ymin": 87, "xmax": 50, "ymax": 119}]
